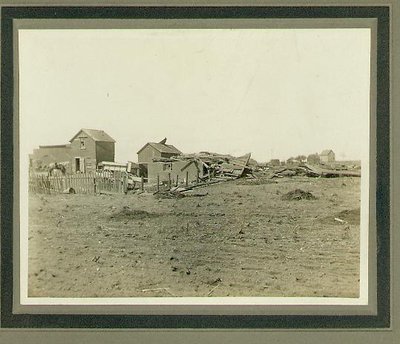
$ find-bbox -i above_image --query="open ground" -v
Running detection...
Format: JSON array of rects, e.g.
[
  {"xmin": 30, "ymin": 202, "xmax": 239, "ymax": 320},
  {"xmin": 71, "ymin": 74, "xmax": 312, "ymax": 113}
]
[{"xmin": 28, "ymin": 175, "xmax": 360, "ymax": 298}]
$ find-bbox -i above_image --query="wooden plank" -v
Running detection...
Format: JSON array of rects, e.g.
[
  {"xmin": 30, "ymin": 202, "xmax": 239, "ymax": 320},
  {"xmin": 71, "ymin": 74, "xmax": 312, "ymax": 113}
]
[{"xmin": 180, "ymin": 160, "xmax": 194, "ymax": 172}]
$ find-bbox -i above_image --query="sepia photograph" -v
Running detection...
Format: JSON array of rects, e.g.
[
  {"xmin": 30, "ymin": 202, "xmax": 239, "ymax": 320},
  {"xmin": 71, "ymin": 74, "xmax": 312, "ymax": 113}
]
[{"xmin": 19, "ymin": 27, "xmax": 370, "ymax": 303}]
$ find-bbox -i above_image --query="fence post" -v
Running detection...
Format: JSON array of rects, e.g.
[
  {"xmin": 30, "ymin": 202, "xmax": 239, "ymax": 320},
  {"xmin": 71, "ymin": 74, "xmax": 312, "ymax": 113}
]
[
  {"xmin": 123, "ymin": 173, "xmax": 128, "ymax": 194},
  {"xmin": 93, "ymin": 177, "xmax": 97, "ymax": 194},
  {"xmin": 186, "ymin": 171, "xmax": 189, "ymax": 187},
  {"xmin": 157, "ymin": 174, "xmax": 160, "ymax": 192},
  {"xmin": 168, "ymin": 173, "xmax": 171, "ymax": 189},
  {"xmin": 176, "ymin": 175, "xmax": 179, "ymax": 187},
  {"xmin": 47, "ymin": 175, "xmax": 51, "ymax": 194},
  {"xmin": 141, "ymin": 176, "xmax": 144, "ymax": 191}
]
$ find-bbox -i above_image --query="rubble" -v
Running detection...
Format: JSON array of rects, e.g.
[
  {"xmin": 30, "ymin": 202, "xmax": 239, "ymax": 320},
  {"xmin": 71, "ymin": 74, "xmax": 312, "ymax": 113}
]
[
  {"xmin": 271, "ymin": 163, "xmax": 361, "ymax": 178},
  {"xmin": 143, "ymin": 149, "xmax": 360, "ymax": 201},
  {"xmin": 176, "ymin": 152, "xmax": 254, "ymax": 180},
  {"xmin": 281, "ymin": 189, "xmax": 317, "ymax": 201},
  {"xmin": 148, "ymin": 153, "xmax": 255, "ymax": 197}
]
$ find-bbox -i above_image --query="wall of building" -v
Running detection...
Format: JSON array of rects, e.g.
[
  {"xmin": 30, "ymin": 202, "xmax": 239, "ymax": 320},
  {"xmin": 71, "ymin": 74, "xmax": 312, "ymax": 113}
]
[
  {"xmin": 147, "ymin": 160, "xmax": 200, "ymax": 184},
  {"xmin": 138, "ymin": 145, "xmax": 162, "ymax": 163},
  {"xmin": 70, "ymin": 136, "xmax": 97, "ymax": 173},
  {"xmin": 30, "ymin": 145, "xmax": 73, "ymax": 173},
  {"xmin": 320, "ymin": 152, "xmax": 335, "ymax": 163},
  {"xmin": 160, "ymin": 152, "xmax": 179, "ymax": 159},
  {"xmin": 96, "ymin": 141, "xmax": 115, "ymax": 163}
]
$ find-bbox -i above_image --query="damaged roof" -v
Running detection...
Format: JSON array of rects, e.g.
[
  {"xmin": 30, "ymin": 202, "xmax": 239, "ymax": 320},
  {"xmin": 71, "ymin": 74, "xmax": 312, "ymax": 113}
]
[{"xmin": 137, "ymin": 142, "xmax": 182, "ymax": 155}]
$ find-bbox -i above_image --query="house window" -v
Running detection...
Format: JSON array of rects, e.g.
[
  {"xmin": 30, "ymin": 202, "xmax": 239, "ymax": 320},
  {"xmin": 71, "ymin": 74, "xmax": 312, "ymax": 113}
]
[
  {"xmin": 80, "ymin": 138, "xmax": 86, "ymax": 150},
  {"xmin": 163, "ymin": 163, "xmax": 172, "ymax": 171},
  {"xmin": 75, "ymin": 157, "xmax": 85, "ymax": 173}
]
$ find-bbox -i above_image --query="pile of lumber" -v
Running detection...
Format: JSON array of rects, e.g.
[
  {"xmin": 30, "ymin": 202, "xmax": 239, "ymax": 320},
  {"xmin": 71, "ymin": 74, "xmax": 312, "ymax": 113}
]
[{"xmin": 271, "ymin": 163, "xmax": 361, "ymax": 178}]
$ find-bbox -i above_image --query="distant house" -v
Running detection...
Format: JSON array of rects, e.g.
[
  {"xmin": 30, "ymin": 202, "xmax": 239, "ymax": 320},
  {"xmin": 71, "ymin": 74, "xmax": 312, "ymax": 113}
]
[
  {"xmin": 137, "ymin": 138, "xmax": 182, "ymax": 178},
  {"xmin": 30, "ymin": 128, "xmax": 115, "ymax": 174},
  {"xmin": 320, "ymin": 149, "xmax": 335, "ymax": 163},
  {"xmin": 69, "ymin": 129, "xmax": 115, "ymax": 173},
  {"xmin": 307, "ymin": 153, "xmax": 321, "ymax": 165}
]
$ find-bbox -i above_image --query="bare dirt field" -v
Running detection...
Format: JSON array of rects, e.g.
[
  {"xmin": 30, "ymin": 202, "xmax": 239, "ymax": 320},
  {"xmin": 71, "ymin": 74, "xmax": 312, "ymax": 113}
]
[{"xmin": 28, "ymin": 176, "xmax": 360, "ymax": 298}]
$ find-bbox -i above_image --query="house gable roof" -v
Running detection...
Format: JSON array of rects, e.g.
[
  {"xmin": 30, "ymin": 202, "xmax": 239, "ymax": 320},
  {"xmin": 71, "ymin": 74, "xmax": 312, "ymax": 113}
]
[
  {"xmin": 137, "ymin": 142, "xmax": 182, "ymax": 155},
  {"xmin": 320, "ymin": 149, "xmax": 334, "ymax": 156},
  {"xmin": 69, "ymin": 129, "xmax": 115, "ymax": 143}
]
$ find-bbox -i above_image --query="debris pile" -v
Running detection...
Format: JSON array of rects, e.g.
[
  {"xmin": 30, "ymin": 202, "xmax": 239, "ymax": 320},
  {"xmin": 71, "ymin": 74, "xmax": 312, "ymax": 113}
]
[
  {"xmin": 149, "ymin": 152, "xmax": 255, "ymax": 197},
  {"xmin": 110, "ymin": 207, "xmax": 160, "ymax": 220},
  {"xmin": 177, "ymin": 152, "xmax": 254, "ymax": 180},
  {"xmin": 142, "ymin": 148, "xmax": 360, "ymax": 199},
  {"xmin": 154, "ymin": 190, "xmax": 186, "ymax": 199},
  {"xmin": 281, "ymin": 189, "xmax": 317, "ymax": 201},
  {"xmin": 271, "ymin": 163, "xmax": 361, "ymax": 178}
]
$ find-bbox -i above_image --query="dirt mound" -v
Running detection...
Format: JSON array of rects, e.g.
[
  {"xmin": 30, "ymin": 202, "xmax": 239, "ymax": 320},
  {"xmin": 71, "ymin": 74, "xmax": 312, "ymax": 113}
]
[
  {"xmin": 319, "ymin": 208, "xmax": 360, "ymax": 225},
  {"xmin": 110, "ymin": 207, "xmax": 160, "ymax": 220},
  {"xmin": 335, "ymin": 208, "xmax": 360, "ymax": 225},
  {"xmin": 155, "ymin": 191, "xmax": 185, "ymax": 199},
  {"xmin": 281, "ymin": 189, "xmax": 317, "ymax": 201}
]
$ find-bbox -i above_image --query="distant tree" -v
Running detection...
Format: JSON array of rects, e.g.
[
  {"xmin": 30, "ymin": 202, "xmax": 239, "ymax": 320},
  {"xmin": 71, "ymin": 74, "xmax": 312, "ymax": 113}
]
[{"xmin": 307, "ymin": 153, "xmax": 320, "ymax": 164}]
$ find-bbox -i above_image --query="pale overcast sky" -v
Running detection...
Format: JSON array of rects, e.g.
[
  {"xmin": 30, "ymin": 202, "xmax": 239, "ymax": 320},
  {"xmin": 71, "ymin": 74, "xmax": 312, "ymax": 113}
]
[{"xmin": 19, "ymin": 29, "xmax": 370, "ymax": 163}]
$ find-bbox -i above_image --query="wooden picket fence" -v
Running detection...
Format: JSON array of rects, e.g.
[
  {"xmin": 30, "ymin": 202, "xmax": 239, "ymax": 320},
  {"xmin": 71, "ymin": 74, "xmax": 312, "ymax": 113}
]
[
  {"xmin": 29, "ymin": 171, "xmax": 128, "ymax": 195},
  {"xmin": 94, "ymin": 171, "xmax": 128, "ymax": 194}
]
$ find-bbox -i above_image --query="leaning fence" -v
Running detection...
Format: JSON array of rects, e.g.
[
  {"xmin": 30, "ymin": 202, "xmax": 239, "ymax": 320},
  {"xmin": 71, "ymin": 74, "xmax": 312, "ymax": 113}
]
[{"xmin": 29, "ymin": 171, "xmax": 128, "ymax": 195}]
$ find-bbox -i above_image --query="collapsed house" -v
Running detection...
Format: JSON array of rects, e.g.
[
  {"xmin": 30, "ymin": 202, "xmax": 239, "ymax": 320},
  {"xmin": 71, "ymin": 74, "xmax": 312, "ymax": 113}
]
[
  {"xmin": 136, "ymin": 138, "xmax": 254, "ymax": 185},
  {"xmin": 147, "ymin": 152, "xmax": 253, "ymax": 185}
]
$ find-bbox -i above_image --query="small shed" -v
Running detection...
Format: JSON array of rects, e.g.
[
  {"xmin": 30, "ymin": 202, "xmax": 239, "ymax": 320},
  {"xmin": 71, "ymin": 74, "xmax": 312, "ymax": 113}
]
[
  {"xmin": 320, "ymin": 149, "xmax": 335, "ymax": 163},
  {"xmin": 137, "ymin": 138, "xmax": 182, "ymax": 178},
  {"xmin": 137, "ymin": 138, "xmax": 182, "ymax": 163}
]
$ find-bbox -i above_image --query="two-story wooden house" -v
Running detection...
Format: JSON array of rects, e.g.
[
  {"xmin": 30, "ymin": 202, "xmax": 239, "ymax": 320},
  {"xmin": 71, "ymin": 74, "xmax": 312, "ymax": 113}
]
[
  {"xmin": 69, "ymin": 129, "xmax": 115, "ymax": 173},
  {"xmin": 30, "ymin": 128, "xmax": 115, "ymax": 174},
  {"xmin": 319, "ymin": 149, "xmax": 335, "ymax": 163}
]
